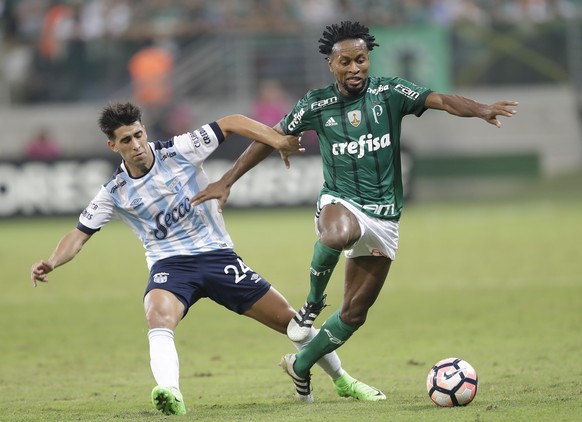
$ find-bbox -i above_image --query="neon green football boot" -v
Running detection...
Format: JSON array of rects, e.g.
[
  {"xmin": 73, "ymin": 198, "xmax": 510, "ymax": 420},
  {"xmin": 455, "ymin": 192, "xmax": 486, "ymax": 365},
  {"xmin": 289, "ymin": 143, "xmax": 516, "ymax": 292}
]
[
  {"xmin": 151, "ymin": 386, "xmax": 187, "ymax": 415},
  {"xmin": 333, "ymin": 372, "xmax": 386, "ymax": 401}
]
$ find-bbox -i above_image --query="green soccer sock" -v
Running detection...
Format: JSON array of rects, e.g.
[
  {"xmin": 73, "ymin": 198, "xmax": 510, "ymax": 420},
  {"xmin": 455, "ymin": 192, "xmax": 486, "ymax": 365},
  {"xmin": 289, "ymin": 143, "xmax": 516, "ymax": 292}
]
[
  {"xmin": 307, "ymin": 240, "xmax": 341, "ymax": 305},
  {"xmin": 293, "ymin": 310, "xmax": 358, "ymax": 378}
]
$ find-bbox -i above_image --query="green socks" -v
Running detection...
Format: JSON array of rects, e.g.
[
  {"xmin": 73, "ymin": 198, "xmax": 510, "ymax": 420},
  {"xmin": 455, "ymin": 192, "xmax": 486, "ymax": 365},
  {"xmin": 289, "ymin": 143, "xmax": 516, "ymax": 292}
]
[
  {"xmin": 307, "ymin": 240, "xmax": 341, "ymax": 304},
  {"xmin": 294, "ymin": 241, "xmax": 346, "ymax": 377},
  {"xmin": 294, "ymin": 310, "xmax": 357, "ymax": 377}
]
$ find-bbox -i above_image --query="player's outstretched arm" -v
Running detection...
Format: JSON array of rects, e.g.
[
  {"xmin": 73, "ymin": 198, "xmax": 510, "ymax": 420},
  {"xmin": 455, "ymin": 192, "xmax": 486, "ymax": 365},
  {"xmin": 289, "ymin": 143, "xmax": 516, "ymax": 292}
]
[
  {"xmin": 190, "ymin": 140, "xmax": 274, "ymax": 212},
  {"xmin": 425, "ymin": 92, "xmax": 518, "ymax": 128},
  {"xmin": 30, "ymin": 228, "xmax": 92, "ymax": 287},
  {"xmin": 215, "ymin": 114, "xmax": 304, "ymax": 166}
]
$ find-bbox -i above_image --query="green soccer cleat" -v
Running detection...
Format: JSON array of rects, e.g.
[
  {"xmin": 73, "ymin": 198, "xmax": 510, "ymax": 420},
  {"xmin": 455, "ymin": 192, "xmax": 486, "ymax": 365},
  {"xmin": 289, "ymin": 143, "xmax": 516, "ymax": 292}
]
[
  {"xmin": 333, "ymin": 372, "xmax": 386, "ymax": 401},
  {"xmin": 151, "ymin": 386, "xmax": 187, "ymax": 415}
]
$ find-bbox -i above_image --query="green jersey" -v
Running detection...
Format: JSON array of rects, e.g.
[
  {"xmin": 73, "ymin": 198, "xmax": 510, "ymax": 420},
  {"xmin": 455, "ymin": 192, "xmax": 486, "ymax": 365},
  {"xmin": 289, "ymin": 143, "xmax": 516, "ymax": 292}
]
[{"xmin": 280, "ymin": 76, "xmax": 431, "ymax": 220}]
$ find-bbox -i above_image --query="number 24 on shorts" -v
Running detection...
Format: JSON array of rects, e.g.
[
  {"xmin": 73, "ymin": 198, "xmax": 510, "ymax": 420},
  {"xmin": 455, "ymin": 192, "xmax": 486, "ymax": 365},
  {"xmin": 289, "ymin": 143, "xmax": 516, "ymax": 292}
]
[{"xmin": 223, "ymin": 258, "xmax": 260, "ymax": 284}]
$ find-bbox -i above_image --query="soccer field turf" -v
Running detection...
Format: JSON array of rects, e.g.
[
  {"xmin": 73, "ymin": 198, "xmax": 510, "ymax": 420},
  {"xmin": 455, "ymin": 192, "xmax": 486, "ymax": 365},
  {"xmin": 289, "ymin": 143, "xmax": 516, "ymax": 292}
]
[{"xmin": 1, "ymin": 186, "xmax": 581, "ymax": 421}]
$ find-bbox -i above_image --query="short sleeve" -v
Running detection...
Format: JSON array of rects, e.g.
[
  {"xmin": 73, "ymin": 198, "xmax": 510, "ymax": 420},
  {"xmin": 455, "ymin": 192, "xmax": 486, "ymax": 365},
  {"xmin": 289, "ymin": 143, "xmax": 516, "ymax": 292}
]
[
  {"xmin": 172, "ymin": 122, "xmax": 225, "ymax": 165},
  {"xmin": 77, "ymin": 186, "xmax": 116, "ymax": 234},
  {"xmin": 390, "ymin": 77, "xmax": 432, "ymax": 117},
  {"xmin": 279, "ymin": 95, "xmax": 312, "ymax": 135}
]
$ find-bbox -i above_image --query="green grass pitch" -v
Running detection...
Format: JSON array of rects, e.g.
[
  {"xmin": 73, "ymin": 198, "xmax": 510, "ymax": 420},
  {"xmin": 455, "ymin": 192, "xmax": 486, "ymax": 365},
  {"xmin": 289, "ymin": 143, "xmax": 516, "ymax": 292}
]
[{"xmin": 1, "ymin": 177, "xmax": 581, "ymax": 421}]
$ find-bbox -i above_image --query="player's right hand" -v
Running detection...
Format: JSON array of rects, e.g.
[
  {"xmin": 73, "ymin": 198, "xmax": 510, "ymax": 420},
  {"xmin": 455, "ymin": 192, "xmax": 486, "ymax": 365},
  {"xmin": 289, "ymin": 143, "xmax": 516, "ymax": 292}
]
[
  {"xmin": 30, "ymin": 260, "xmax": 53, "ymax": 287},
  {"xmin": 278, "ymin": 134, "xmax": 304, "ymax": 169}
]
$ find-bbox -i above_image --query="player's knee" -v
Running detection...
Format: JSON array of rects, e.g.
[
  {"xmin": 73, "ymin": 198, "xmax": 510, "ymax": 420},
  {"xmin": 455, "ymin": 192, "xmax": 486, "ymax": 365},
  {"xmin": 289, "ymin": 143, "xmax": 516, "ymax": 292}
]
[
  {"xmin": 145, "ymin": 308, "xmax": 178, "ymax": 329},
  {"xmin": 144, "ymin": 289, "xmax": 184, "ymax": 328},
  {"xmin": 320, "ymin": 227, "xmax": 355, "ymax": 250}
]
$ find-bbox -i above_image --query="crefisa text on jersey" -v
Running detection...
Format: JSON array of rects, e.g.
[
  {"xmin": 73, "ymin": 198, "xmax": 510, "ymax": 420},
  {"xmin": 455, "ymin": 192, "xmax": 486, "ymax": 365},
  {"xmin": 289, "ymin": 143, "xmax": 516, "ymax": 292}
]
[
  {"xmin": 332, "ymin": 133, "xmax": 391, "ymax": 158},
  {"xmin": 366, "ymin": 84, "xmax": 390, "ymax": 95},
  {"xmin": 287, "ymin": 107, "xmax": 305, "ymax": 132}
]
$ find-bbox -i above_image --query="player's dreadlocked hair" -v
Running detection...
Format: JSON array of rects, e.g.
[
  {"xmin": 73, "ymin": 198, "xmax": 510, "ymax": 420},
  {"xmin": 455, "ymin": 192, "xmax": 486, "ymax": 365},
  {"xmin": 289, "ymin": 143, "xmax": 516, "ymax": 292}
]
[
  {"xmin": 318, "ymin": 21, "xmax": 379, "ymax": 57},
  {"xmin": 98, "ymin": 101, "xmax": 143, "ymax": 140}
]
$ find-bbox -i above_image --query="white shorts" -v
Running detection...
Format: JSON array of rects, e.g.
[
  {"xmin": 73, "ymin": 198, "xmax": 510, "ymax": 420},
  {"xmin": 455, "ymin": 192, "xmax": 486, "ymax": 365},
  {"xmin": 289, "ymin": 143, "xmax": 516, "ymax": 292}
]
[{"xmin": 315, "ymin": 194, "xmax": 400, "ymax": 260}]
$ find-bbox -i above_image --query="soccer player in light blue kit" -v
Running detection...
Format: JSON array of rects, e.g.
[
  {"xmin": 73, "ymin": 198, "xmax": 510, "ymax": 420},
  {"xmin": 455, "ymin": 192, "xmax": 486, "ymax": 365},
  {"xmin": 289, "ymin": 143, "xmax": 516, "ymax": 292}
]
[
  {"xmin": 192, "ymin": 21, "xmax": 518, "ymax": 399},
  {"xmin": 30, "ymin": 102, "xmax": 385, "ymax": 415}
]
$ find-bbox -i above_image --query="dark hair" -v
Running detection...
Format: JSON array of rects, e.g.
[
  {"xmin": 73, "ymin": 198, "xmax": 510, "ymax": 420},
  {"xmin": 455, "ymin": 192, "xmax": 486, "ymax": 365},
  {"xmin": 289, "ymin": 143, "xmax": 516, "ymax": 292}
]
[
  {"xmin": 98, "ymin": 102, "xmax": 142, "ymax": 140},
  {"xmin": 318, "ymin": 21, "xmax": 379, "ymax": 57}
]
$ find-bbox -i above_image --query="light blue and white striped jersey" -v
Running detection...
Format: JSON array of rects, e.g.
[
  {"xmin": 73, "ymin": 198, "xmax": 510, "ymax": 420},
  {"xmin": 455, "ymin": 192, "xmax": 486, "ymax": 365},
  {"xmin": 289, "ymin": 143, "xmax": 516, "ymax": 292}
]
[{"xmin": 77, "ymin": 122, "xmax": 234, "ymax": 269}]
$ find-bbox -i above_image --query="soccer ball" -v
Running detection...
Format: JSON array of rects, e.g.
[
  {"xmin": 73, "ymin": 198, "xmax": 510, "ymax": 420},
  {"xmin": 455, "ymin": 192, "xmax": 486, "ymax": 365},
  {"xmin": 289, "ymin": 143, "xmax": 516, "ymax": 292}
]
[{"xmin": 426, "ymin": 357, "xmax": 478, "ymax": 407}]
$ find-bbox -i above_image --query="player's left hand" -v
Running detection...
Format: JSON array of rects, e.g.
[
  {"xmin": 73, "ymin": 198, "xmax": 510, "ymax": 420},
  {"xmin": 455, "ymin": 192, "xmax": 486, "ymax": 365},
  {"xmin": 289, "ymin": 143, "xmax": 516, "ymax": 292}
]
[
  {"xmin": 190, "ymin": 179, "xmax": 231, "ymax": 213},
  {"xmin": 483, "ymin": 100, "xmax": 518, "ymax": 128}
]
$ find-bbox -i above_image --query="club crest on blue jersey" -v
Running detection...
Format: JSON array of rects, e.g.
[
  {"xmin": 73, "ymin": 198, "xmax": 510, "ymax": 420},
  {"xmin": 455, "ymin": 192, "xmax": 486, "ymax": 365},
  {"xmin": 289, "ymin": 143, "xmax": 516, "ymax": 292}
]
[{"xmin": 166, "ymin": 177, "xmax": 182, "ymax": 193}]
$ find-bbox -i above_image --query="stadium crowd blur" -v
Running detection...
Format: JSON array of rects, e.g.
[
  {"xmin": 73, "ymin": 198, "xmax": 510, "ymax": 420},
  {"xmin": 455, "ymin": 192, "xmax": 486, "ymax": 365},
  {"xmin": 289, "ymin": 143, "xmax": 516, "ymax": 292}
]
[{"xmin": 1, "ymin": 0, "xmax": 579, "ymax": 106}]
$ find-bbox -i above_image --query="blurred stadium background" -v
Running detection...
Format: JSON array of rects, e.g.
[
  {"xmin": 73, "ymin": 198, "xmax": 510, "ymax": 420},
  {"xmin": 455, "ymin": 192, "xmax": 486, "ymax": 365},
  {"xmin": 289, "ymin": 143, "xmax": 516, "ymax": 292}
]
[{"xmin": 1, "ymin": 0, "xmax": 581, "ymax": 217}]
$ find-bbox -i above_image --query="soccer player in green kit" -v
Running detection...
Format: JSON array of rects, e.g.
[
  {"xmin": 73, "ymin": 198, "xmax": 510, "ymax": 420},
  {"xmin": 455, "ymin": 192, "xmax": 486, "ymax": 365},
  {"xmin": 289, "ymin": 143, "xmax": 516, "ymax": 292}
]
[{"xmin": 192, "ymin": 21, "xmax": 518, "ymax": 400}]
